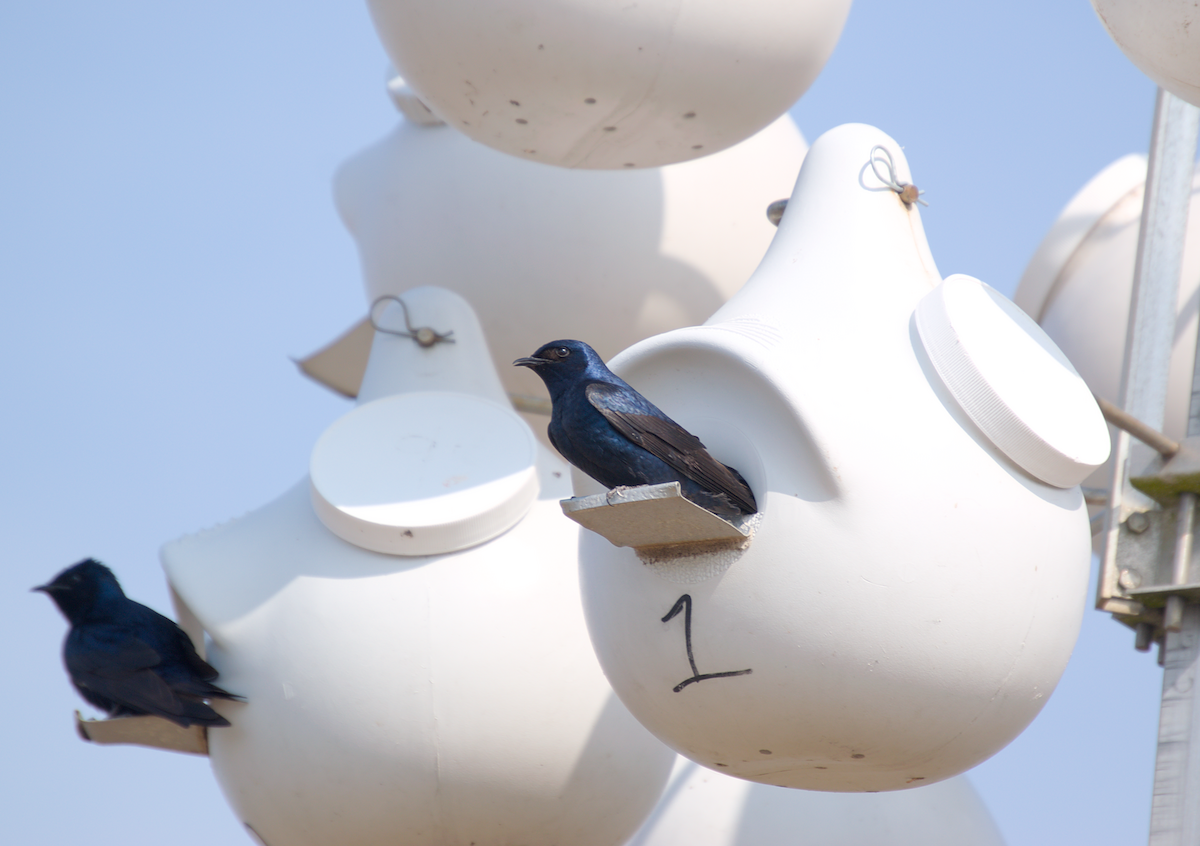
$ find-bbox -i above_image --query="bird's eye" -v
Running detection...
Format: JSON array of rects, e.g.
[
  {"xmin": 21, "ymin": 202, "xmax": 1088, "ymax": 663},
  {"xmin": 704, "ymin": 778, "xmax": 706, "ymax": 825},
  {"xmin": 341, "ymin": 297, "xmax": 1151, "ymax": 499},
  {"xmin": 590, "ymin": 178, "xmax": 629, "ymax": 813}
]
[{"xmin": 555, "ymin": 347, "xmax": 570, "ymax": 359}]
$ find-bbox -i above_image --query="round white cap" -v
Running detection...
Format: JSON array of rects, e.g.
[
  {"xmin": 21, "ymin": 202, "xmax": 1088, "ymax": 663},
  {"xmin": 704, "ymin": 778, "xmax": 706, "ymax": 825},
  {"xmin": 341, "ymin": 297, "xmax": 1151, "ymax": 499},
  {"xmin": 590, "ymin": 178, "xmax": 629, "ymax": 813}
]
[
  {"xmin": 915, "ymin": 274, "xmax": 1110, "ymax": 488},
  {"xmin": 310, "ymin": 391, "xmax": 539, "ymax": 555}
]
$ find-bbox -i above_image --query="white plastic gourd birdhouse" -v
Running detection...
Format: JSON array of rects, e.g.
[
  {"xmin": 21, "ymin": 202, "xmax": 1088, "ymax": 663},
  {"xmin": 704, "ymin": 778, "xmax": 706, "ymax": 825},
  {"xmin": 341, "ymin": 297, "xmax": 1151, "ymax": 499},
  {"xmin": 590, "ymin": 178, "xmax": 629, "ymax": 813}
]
[
  {"xmin": 628, "ymin": 759, "xmax": 1004, "ymax": 846},
  {"xmin": 1090, "ymin": 0, "xmax": 1200, "ymax": 106},
  {"xmin": 1014, "ymin": 154, "xmax": 1200, "ymax": 491},
  {"xmin": 570, "ymin": 124, "xmax": 1108, "ymax": 792},
  {"xmin": 364, "ymin": 0, "xmax": 849, "ymax": 168},
  {"xmin": 161, "ymin": 288, "xmax": 676, "ymax": 846},
  {"xmin": 322, "ymin": 83, "xmax": 807, "ymax": 435}
]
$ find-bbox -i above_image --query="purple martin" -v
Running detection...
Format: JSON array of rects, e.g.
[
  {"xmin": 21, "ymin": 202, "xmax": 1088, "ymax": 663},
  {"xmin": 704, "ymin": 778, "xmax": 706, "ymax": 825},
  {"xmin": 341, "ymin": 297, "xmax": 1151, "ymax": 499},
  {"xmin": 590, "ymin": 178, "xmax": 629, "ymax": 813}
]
[
  {"xmin": 515, "ymin": 339, "xmax": 757, "ymax": 517},
  {"xmin": 35, "ymin": 558, "xmax": 242, "ymax": 728}
]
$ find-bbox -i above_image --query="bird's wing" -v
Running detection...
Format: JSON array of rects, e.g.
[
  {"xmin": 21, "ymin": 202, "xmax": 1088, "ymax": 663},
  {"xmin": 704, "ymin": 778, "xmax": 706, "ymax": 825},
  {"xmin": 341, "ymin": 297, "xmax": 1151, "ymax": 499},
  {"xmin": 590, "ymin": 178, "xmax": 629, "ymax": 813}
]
[
  {"xmin": 166, "ymin": 625, "xmax": 244, "ymax": 701},
  {"xmin": 66, "ymin": 627, "xmax": 183, "ymax": 716},
  {"xmin": 163, "ymin": 615, "xmax": 220, "ymax": 682},
  {"xmin": 546, "ymin": 421, "xmax": 564, "ymax": 458},
  {"xmin": 586, "ymin": 381, "xmax": 757, "ymax": 513}
]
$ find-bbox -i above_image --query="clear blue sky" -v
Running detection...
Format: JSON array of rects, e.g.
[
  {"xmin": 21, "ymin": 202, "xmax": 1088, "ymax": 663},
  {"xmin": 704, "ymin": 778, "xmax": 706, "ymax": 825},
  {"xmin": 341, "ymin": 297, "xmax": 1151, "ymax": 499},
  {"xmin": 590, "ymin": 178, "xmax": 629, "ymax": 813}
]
[{"xmin": 1, "ymin": 2, "xmax": 1172, "ymax": 844}]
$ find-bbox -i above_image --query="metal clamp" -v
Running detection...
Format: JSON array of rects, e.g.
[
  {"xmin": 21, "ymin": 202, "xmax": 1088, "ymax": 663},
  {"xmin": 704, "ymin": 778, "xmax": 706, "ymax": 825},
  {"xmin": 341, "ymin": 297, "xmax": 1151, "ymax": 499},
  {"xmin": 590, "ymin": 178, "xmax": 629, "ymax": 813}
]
[{"xmin": 1096, "ymin": 395, "xmax": 1200, "ymax": 638}]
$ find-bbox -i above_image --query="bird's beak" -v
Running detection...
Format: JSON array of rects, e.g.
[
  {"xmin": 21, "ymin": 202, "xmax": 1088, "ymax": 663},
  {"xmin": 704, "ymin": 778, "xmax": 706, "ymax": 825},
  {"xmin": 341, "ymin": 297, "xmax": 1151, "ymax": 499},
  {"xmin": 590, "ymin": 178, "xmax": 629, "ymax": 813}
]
[
  {"xmin": 31, "ymin": 584, "xmax": 51, "ymax": 593},
  {"xmin": 513, "ymin": 356, "xmax": 550, "ymax": 368}
]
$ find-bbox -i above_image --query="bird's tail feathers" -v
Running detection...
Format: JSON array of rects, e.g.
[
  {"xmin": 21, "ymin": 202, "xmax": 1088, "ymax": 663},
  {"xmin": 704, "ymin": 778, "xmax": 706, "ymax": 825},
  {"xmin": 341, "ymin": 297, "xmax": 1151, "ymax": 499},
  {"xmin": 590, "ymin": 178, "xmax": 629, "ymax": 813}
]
[
  {"xmin": 175, "ymin": 700, "xmax": 232, "ymax": 728},
  {"xmin": 173, "ymin": 677, "xmax": 245, "ymax": 703}
]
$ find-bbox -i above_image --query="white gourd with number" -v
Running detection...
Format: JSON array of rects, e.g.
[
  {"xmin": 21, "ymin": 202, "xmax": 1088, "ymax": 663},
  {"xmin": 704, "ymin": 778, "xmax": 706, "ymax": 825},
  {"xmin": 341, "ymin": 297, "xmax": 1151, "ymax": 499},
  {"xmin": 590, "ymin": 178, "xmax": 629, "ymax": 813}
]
[{"xmin": 572, "ymin": 123, "xmax": 1108, "ymax": 792}]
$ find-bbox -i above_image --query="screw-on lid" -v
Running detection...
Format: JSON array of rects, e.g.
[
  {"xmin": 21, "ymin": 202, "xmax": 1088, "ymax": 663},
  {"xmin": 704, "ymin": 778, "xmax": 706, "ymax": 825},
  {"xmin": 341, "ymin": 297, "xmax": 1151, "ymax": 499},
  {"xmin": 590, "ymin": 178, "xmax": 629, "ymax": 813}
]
[
  {"xmin": 310, "ymin": 391, "xmax": 539, "ymax": 555},
  {"xmin": 915, "ymin": 274, "xmax": 1110, "ymax": 488}
]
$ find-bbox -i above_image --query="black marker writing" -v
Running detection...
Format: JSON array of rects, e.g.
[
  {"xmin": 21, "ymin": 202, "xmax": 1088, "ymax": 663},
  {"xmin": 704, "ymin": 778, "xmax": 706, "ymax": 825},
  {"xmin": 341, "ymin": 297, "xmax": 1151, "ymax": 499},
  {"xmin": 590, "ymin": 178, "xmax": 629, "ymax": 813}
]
[{"xmin": 661, "ymin": 594, "xmax": 752, "ymax": 693}]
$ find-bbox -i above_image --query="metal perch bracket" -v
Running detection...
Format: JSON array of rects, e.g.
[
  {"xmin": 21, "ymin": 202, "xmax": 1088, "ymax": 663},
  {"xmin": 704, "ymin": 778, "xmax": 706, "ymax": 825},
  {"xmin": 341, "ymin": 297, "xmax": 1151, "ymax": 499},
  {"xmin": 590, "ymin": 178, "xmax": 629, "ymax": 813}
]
[
  {"xmin": 74, "ymin": 710, "xmax": 209, "ymax": 755},
  {"xmin": 560, "ymin": 481, "xmax": 753, "ymax": 552}
]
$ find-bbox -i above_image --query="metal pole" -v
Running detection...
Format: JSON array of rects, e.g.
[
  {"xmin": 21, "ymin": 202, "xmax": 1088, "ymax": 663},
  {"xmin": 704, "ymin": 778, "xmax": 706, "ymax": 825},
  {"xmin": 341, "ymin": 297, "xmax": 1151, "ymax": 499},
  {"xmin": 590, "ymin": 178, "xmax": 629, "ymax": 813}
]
[
  {"xmin": 1154, "ymin": 604, "xmax": 1200, "ymax": 845},
  {"xmin": 1125, "ymin": 90, "xmax": 1200, "ymax": 428},
  {"xmin": 1135, "ymin": 88, "xmax": 1200, "ymax": 846},
  {"xmin": 1094, "ymin": 394, "xmax": 1181, "ymax": 457},
  {"xmin": 1100, "ymin": 90, "xmax": 1200, "ymax": 621},
  {"xmin": 1103, "ymin": 87, "xmax": 1199, "ymax": 545}
]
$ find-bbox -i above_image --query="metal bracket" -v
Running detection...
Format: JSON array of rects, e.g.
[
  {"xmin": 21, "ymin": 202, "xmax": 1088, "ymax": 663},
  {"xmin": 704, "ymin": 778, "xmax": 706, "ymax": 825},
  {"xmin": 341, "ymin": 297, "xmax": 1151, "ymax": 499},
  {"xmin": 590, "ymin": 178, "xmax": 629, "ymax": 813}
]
[
  {"xmin": 560, "ymin": 482, "xmax": 753, "ymax": 551},
  {"xmin": 75, "ymin": 711, "xmax": 209, "ymax": 755},
  {"xmin": 1110, "ymin": 508, "xmax": 1181, "ymax": 610},
  {"xmin": 1099, "ymin": 417, "xmax": 1200, "ymax": 644},
  {"xmin": 1131, "ymin": 438, "xmax": 1200, "ymax": 505}
]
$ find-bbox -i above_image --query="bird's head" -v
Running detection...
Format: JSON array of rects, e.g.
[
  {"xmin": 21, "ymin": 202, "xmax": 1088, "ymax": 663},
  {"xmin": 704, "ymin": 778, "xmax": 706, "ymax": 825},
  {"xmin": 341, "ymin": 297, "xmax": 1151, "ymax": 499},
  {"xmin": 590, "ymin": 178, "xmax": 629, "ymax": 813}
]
[
  {"xmin": 514, "ymin": 340, "xmax": 606, "ymax": 392},
  {"xmin": 33, "ymin": 558, "xmax": 125, "ymax": 623}
]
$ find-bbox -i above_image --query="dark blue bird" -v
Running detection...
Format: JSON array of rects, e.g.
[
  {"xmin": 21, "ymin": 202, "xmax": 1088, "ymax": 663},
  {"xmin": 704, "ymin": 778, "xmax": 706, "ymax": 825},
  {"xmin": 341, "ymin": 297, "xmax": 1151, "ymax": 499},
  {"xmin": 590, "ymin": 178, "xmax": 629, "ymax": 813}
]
[
  {"xmin": 34, "ymin": 558, "xmax": 242, "ymax": 728},
  {"xmin": 515, "ymin": 340, "xmax": 757, "ymax": 517}
]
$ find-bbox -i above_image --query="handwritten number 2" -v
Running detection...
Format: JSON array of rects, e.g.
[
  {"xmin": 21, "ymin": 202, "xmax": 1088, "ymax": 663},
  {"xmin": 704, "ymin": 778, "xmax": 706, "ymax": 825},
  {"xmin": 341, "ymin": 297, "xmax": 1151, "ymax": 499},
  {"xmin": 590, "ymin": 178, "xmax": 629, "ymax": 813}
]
[{"xmin": 661, "ymin": 594, "xmax": 752, "ymax": 693}]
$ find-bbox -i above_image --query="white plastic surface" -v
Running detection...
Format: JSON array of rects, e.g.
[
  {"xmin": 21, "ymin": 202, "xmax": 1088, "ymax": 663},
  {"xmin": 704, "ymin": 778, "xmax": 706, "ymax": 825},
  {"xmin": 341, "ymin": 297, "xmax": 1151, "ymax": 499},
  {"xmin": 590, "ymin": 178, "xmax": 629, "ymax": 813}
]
[
  {"xmin": 1013, "ymin": 156, "xmax": 1200, "ymax": 492},
  {"xmin": 1090, "ymin": 0, "xmax": 1200, "ymax": 107},
  {"xmin": 310, "ymin": 392, "xmax": 538, "ymax": 556},
  {"xmin": 364, "ymin": 0, "xmax": 849, "ymax": 168},
  {"xmin": 162, "ymin": 289, "xmax": 676, "ymax": 845},
  {"xmin": 627, "ymin": 758, "xmax": 1005, "ymax": 846},
  {"xmin": 333, "ymin": 101, "xmax": 808, "ymax": 443},
  {"xmin": 915, "ymin": 274, "xmax": 1109, "ymax": 488},
  {"xmin": 1013, "ymin": 154, "xmax": 1148, "ymax": 324},
  {"xmin": 576, "ymin": 124, "xmax": 1092, "ymax": 792}
]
